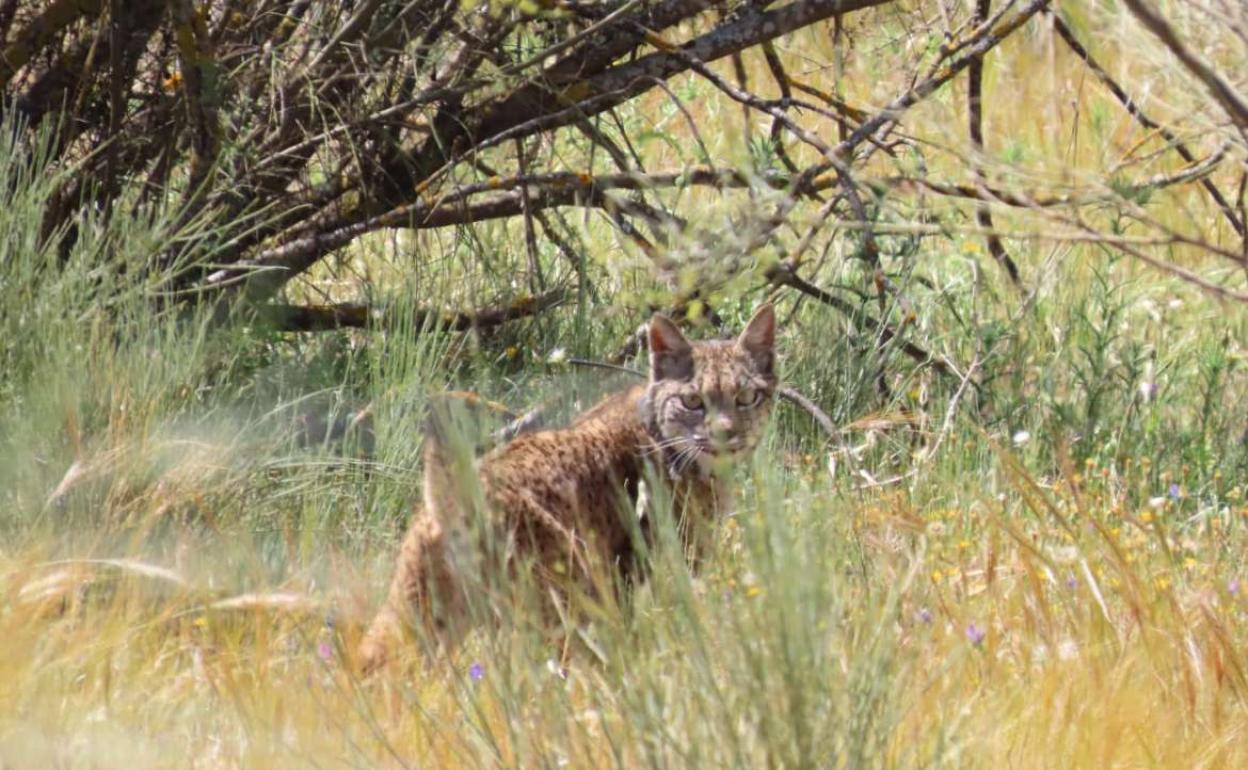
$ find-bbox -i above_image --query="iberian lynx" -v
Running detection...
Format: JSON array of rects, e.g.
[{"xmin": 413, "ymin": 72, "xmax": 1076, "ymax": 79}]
[{"xmin": 358, "ymin": 305, "xmax": 777, "ymax": 671}]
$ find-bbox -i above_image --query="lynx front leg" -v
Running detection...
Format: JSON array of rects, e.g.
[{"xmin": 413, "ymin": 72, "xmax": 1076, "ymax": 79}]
[{"xmin": 358, "ymin": 509, "xmax": 467, "ymax": 674}]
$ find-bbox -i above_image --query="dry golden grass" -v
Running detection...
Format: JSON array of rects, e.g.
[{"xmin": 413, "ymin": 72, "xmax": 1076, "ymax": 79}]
[
  {"xmin": 4, "ymin": 465, "xmax": 1248, "ymax": 768},
  {"xmin": 4, "ymin": 1, "xmax": 1248, "ymax": 767}
]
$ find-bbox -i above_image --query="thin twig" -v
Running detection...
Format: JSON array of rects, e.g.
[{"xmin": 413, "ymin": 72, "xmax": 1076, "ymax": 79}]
[
  {"xmin": 1050, "ymin": 12, "xmax": 1245, "ymax": 238},
  {"xmin": 766, "ymin": 262, "xmax": 969, "ymax": 380},
  {"xmin": 920, "ymin": 355, "xmax": 980, "ymax": 463},
  {"xmin": 1121, "ymin": 0, "xmax": 1248, "ymax": 129}
]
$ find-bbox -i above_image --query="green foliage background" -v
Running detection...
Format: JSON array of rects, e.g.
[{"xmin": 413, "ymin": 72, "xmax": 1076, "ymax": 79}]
[{"xmin": 2, "ymin": 1, "xmax": 1248, "ymax": 767}]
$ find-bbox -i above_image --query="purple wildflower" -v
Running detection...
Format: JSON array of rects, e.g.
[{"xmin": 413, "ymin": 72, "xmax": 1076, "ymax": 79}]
[
  {"xmin": 1230, "ymin": 579, "xmax": 1240, "ymax": 597},
  {"xmin": 966, "ymin": 623, "xmax": 986, "ymax": 647},
  {"xmin": 317, "ymin": 641, "xmax": 333, "ymax": 661},
  {"xmin": 917, "ymin": 607, "xmax": 933, "ymax": 624},
  {"xmin": 1065, "ymin": 575, "xmax": 1078, "ymax": 590},
  {"xmin": 1169, "ymin": 483, "xmax": 1181, "ymax": 500},
  {"xmin": 469, "ymin": 662, "xmax": 485, "ymax": 681}
]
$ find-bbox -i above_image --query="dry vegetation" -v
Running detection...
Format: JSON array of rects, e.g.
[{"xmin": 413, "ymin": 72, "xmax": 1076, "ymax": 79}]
[{"xmin": 2, "ymin": 0, "xmax": 1248, "ymax": 767}]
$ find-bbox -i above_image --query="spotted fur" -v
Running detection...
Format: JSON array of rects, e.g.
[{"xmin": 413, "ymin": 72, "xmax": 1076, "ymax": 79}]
[{"xmin": 358, "ymin": 305, "xmax": 777, "ymax": 672}]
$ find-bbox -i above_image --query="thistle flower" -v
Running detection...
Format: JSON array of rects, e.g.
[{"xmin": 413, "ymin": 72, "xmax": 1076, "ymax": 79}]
[
  {"xmin": 966, "ymin": 623, "xmax": 986, "ymax": 647},
  {"xmin": 318, "ymin": 641, "xmax": 333, "ymax": 661}
]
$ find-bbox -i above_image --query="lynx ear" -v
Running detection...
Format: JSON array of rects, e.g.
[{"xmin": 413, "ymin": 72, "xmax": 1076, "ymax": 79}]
[
  {"xmin": 736, "ymin": 304, "xmax": 776, "ymax": 375},
  {"xmin": 648, "ymin": 314, "xmax": 694, "ymax": 381}
]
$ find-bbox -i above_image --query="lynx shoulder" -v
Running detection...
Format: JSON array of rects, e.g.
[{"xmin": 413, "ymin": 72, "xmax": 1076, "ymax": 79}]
[{"xmin": 357, "ymin": 305, "xmax": 777, "ymax": 672}]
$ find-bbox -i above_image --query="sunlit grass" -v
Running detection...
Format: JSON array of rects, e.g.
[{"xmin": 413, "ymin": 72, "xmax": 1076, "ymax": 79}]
[
  {"xmin": 3, "ymin": 457, "xmax": 1248, "ymax": 768},
  {"xmin": 4, "ymin": 0, "xmax": 1248, "ymax": 767}
]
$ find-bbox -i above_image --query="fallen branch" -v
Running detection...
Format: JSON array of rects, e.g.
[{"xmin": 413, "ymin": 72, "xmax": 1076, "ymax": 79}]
[{"xmin": 257, "ymin": 288, "xmax": 570, "ymax": 333}]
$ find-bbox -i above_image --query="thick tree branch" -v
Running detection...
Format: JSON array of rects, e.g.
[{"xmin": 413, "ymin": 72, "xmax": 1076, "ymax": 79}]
[
  {"xmin": 967, "ymin": 0, "xmax": 1022, "ymax": 287},
  {"xmin": 172, "ymin": 0, "xmax": 221, "ymax": 203},
  {"xmin": 211, "ymin": 166, "xmax": 839, "ymax": 298},
  {"xmin": 201, "ymin": 0, "xmax": 895, "ymax": 301},
  {"xmin": 0, "ymin": 0, "xmax": 106, "ymax": 88}
]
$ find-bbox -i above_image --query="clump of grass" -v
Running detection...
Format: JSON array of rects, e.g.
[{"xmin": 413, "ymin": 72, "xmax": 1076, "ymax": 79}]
[
  {"xmin": 4, "ymin": 4, "xmax": 1248, "ymax": 768},
  {"xmin": 4, "ymin": 455, "xmax": 1248, "ymax": 768}
]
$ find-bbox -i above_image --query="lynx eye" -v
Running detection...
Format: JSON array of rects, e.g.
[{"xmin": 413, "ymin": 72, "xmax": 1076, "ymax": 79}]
[
  {"xmin": 679, "ymin": 393, "xmax": 704, "ymax": 411},
  {"xmin": 736, "ymin": 388, "xmax": 762, "ymax": 408}
]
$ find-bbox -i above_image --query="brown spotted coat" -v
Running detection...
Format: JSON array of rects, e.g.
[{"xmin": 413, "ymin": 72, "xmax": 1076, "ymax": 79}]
[{"xmin": 358, "ymin": 306, "xmax": 776, "ymax": 672}]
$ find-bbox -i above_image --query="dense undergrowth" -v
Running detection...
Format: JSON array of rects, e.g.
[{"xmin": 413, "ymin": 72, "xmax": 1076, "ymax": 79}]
[{"xmin": 4, "ymin": 2, "xmax": 1248, "ymax": 767}]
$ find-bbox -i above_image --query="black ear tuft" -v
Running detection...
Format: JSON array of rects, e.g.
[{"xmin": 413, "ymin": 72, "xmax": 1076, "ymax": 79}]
[{"xmin": 648, "ymin": 314, "xmax": 694, "ymax": 381}]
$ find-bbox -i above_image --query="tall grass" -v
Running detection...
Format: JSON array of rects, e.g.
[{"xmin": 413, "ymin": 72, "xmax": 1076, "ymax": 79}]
[{"xmin": 4, "ymin": 2, "xmax": 1248, "ymax": 767}]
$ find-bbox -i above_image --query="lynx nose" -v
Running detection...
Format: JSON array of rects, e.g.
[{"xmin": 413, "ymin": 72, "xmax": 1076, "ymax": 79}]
[{"xmin": 710, "ymin": 412, "xmax": 735, "ymax": 440}]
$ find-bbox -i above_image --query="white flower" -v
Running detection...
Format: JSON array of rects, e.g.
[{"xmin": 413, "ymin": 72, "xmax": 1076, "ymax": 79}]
[
  {"xmin": 1012, "ymin": 430, "xmax": 1031, "ymax": 446},
  {"xmin": 547, "ymin": 347, "xmax": 568, "ymax": 364},
  {"xmin": 546, "ymin": 658, "xmax": 568, "ymax": 679}
]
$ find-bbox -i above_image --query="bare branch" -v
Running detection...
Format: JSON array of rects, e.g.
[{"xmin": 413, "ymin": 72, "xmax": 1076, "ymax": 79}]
[
  {"xmin": 967, "ymin": 0, "xmax": 1023, "ymax": 287},
  {"xmin": 172, "ymin": 0, "xmax": 221, "ymax": 202},
  {"xmin": 1050, "ymin": 12, "xmax": 1244, "ymax": 238},
  {"xmin": 882, "ymin": 143, "xmax": 1231, "ymax": 209},
  {"xmin": 0, "ymin": 0, "xmax": 107, "ymax": 88},
  {"xmin": 832, "ymin": 0, "xmax": 1051, "ymax": 162},
  {"xmin": 1121, "ymin": 0, "xmax": 1248, "ymax": 129},
  {"xmin": 766, "ymin": 262, "xmax": 969, "ymax": 380}
]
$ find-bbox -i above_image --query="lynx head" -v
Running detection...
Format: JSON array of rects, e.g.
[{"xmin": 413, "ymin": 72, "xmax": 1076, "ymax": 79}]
[{"xmin": 642, "ymin": 305, "xmax": 778, "ymax": 477}]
